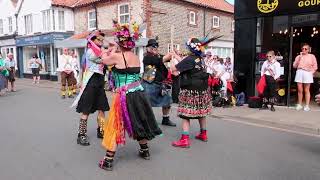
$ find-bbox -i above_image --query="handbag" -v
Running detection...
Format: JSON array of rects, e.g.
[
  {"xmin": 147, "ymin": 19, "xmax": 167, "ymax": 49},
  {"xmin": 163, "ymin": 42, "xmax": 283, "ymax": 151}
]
[
  {"xmin": 160, "ymin": 83, "xmax": 172, "ymax": 96},
  {"xmin": 256, "ymin": 75, "xmax": 266, "ymax": 95}
]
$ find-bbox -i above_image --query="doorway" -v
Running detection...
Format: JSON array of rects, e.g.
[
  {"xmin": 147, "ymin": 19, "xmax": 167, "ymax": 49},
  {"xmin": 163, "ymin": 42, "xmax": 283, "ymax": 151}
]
[{"xmin": 287, "ymin": 25, "xmax": 320, "ymax": 106}]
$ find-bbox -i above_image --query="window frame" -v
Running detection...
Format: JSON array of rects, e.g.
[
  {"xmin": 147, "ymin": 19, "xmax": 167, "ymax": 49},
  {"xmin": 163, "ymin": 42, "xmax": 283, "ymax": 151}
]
[
  {"xmin": 87, "ymin": 10, "xmax": 97, "ymax": 30},
  {"xmin": 189, "ymin": 11, "xmax": 196, "ymax": 25},
  {"xmin": 231, "ymin": 20, "xmax": 235, "ymax": 32},
  {"xmin": 24, "ymin": 14, "xmax": 33, "ymax": 35},
  {"xmin": 58, "ymin": 10, "xmax": 65, "ymax": 31},
  {"xmin": 42, "ymin": 10, "xmax": 51, "ymax": 32},
  {"xmin": 0, "ymin": 19, "xmax": 3, "ymax": 35},
  {"xmin": 212, "ymin": 16, "xmax": 220, "ymax": 28},
  {"xmin": 8, "ymin": 17, "xmax": 13, "ymax": 33},
  {"xmin": 167, "ymin": 44, "xmax": 180, "ymax": 53},
  {"xmin": 118, "ymin": 3, "xmax": 130, "ymax": 24}
]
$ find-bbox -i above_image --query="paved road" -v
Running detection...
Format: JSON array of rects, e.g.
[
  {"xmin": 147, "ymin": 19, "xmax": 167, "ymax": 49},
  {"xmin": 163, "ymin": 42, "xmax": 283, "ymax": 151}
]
[{"xmin": 1, "ymin": 84, "xmax": 320, "ymax": 180}]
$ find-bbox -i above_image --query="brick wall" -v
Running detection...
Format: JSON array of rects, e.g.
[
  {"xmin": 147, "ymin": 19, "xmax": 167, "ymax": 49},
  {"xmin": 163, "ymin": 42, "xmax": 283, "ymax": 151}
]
[
  {"xmin": 74, "ymin": 0, "xmax": 144, "ymax": 34},
  {"xmin": 149, "ymin": 0, "xmax": 234, "ymax": 54}
]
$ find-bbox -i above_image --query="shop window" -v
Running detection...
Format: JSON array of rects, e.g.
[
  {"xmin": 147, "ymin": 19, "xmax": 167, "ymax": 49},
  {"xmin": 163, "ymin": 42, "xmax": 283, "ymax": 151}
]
[
  {"xmin": 0, "ymin": 19, "xmax": 3, "ymax": 34},
  {"xmin": 167, "ymin": 44, "xmax": 180, "ymax": 53},
  {"xmin": 88, "ymin": 10, "xmax": 96, "ymax": 30},
  {"xmin": 58, "ymin": 10, "xmax": 65, "ymax": 31},
  {"xmin": 8, "ymin": 17, "xmax": 13, "ymax": 33},
  {"xmin": 118, "ymin": 4, "xmax": 130, "ymax": 24},
  {"xmin": 42, "ymin": 10, "xmax": 51, "ymax": 32},
  {"xmin": 189, "ymin": 11, "xmax": 196, "ymax": 25},
  {"xmin": 24, "ymin": 14, "xmax": 33, "ymax": 34},
  {"xmin": 213, "ymin": 47, "xmax": 233, "ymax": 58},
  {"xmin": 212, "ymin": 16, "xmax": 220, "ymax": 28}
]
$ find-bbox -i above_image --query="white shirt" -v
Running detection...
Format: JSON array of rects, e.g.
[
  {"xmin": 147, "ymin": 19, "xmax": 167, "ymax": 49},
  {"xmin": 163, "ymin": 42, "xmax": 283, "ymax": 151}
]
[
  {"xmin": 57, "ymin": 54, "xmax": 73, "ymax": 72},
  {"xmin": 261, "ymin": 59, "xmax": 281, "ymax": 80},
  {"xmin": 29, "ymin": 58, "xmax": 40, "ymax": 68},
  {"xmin": 212, "ymin": 62, "xmax": 225, "ymax": 77}
]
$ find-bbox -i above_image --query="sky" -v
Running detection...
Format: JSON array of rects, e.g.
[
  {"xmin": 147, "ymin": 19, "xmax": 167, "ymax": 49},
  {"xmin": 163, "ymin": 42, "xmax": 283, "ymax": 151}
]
[{"xmin": 226, "ymin": 0, "xmax": 234, "ymax": 4}]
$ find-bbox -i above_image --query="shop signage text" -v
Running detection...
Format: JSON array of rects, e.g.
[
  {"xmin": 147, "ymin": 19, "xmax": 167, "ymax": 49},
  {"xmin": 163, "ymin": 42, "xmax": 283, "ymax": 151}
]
[
  {"xmin": 16, "ymin": 33, "xmax": 72, "ymax": 47},
  {"xmin": 236, "ymin": 0, "xmax": 320, "ymax": 19}
]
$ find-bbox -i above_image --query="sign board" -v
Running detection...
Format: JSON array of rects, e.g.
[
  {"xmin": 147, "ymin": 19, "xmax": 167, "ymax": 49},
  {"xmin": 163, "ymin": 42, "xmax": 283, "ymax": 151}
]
[
  {"xmin": 236, "ymin": 0, "xmax": 320, "ymax": 19},
  {"xmin": 16, "ymin": 33, "xmax": 72, "ymax": 47}
]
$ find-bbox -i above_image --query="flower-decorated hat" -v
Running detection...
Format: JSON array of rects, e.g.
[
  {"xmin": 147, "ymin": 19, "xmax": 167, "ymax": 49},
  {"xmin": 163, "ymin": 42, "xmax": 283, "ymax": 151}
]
[
  {"xmin": 113, "ymin": 20, "xmax": 141, "ymax": 49},
  {"xmin": 186, "ymin": 35, "xmax": 223, "ymax": 56}
]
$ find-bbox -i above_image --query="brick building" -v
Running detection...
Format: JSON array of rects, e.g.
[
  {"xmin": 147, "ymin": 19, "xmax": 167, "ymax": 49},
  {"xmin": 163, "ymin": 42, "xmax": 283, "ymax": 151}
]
[{"xmin": 61, "ymin": 0, "xmax": 234, "ymax": 56}]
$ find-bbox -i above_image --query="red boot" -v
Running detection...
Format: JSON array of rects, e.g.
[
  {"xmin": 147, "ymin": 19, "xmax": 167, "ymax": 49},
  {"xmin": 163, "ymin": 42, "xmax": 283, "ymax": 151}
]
[
  {"xmin": 195, "ymin": 130, "xmax": 208, "ymax": 142},
  {"xmin": 172, "ymin": 134, "xmax": 190, "ymax": 148}
]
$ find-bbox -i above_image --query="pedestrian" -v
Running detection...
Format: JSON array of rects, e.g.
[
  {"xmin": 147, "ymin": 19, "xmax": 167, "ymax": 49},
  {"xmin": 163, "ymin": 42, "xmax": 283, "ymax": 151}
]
[
  {"xmin": 5, "ymin": 53, "xmax": 16, "ymax": 92},
  {"xmin": 212, "ymin": 56, "xmax": 228, "ymax": 98},
  {"xmin": 170, "ymin": 37, "xmax": 216, "ymax": 148},
  {"xmin": 260, "ymin": 50, "xmax": 281, "ymax": 112},
  {"xmin": 71, "ymin": 30, "xmax": 109, "ymax": 146},
  {"xmin": 315, "ymin": 94, "xmax": 320, "ymax": 104},
  {"xmin": 98, "ymin": 21, "xmax": 162, "ymax": 171},
  {"xmin": 224, "ymin": 57, "xmax": 233, "ymax": 81},
  {"xmin": 293, "ymin": 43, "xmax": 318, "ymax": 111},
  {"xmin": 57, "ymin": 48, "xmax": 76, "ymax": 98},
  {"xmin": 142, "ymin": 39, "xmax": 176, "ymax": 127},
  {"xmin": 70, "ymin": 50, "xmax": 80, "ymax": 95},
  {"xmin": 28, "ymin": 54, "xmax": 42, "ymax": 84},
  {"xmin": 0, "ymin": 53, "xmax": 8, "ymax": 96}
]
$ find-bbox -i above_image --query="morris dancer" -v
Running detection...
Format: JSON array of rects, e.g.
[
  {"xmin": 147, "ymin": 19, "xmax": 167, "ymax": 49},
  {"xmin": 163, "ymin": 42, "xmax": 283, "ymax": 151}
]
[
  {"xmin": 98, "ymin": 21, "xmax": 162, "ymax": 171},
  {"xmin": 58, "ymin": 48, "xmax": 76, "ymax": 98},
  {"xmin": 72, "ymin": 31, "xmax": 109, "ymax": 146},
  {"xmin": 142, "ymin": 39, "xmax": 176, "ymax": 126},
  {"xmin": 170, "ymin": 37, "xmax": 219, "ymax": 148}
]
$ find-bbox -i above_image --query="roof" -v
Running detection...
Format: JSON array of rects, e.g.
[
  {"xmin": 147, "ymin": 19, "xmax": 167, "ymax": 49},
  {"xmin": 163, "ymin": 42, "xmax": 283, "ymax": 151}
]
[
  {"xmin": 51, "ymin": 0, "xmax": 80, "ymax": 7},
  {"xmin": 53, "ymin": 0, "xmax": 234, "ymax": 13},
  {"xmin": 186, "ymin": 0, "xmax": 234, "ymax": 13}
]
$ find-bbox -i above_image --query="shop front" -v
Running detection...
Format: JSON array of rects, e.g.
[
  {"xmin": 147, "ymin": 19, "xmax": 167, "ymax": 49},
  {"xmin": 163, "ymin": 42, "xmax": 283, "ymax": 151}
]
[
  {"xmin": 16, "ymin": 32, "xmax": 72, "ymax": 81},
  {"xmin": 0, "ymin": 36, "xmax": 17, "ymax": 70},
  {"xmin": 235, "ymin": 0, "xmax": 320, "ymax": 106}
]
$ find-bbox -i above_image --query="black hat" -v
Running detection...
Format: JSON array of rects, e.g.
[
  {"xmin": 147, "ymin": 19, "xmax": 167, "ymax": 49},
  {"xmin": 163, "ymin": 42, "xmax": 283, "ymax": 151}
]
[{"xmin": 146, "ymin": 39, "xmax": 159, "ymax": 48}]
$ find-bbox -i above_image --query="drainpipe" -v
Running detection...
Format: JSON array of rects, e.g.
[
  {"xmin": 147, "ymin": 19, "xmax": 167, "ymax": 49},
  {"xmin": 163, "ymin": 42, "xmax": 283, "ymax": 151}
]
[
  {"xmin": 203, "ymin": 8, "xmax": 206, "ymax": 37},
  {"xmin": 94, "ymin": 4, "xmax": 98, "ymax": 29}
]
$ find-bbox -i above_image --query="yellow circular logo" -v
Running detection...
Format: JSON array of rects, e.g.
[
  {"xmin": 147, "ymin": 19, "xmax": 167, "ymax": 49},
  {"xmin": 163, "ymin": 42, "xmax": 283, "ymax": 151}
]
[
  {"xmin": 257, "ymin": 0, "xmax": 279, "ymax": 13},
  {"xmin": 278, "ymin": 88, "xmax": 285, "ymax": 96}
]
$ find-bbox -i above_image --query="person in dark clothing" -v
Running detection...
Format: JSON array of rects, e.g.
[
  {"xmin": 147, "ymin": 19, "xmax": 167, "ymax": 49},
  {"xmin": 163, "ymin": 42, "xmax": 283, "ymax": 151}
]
[{"xmin": 142, "ymin": 39, "xmax": 176, "ymax": 127}]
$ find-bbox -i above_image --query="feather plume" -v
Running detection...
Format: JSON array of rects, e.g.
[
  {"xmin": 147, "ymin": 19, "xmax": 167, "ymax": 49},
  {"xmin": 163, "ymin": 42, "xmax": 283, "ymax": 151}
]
[{"xmin": 201, "ymin": 35, "xmax": 224, "ymax": 46}]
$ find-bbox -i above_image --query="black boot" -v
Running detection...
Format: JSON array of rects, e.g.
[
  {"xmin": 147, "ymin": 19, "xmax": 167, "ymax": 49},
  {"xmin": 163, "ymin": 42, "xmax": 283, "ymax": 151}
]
[
  {"xmin": 77, "ymin": 134, "xmax": 90, "ymax": 146},
  {"xmin": 161, "ymin": 116, "xmax": 176, "ymax": 127},
  {"xmin": 77, "ymin": 118, "xmax": 89, "ymax": 146},
  {"xmin": 270, "ymin": 105, "xmax": 275, "ymax": 112},
  {"xmin": 259, "ymin": 103, "xmax": 268, "ymax": 110},
  {"xmin": 97, "ymin": 127, "xmax": 103, "ymax": 139},
  {"xmin": 139, "ymin": 143, "xmax": 150, "ymax": 160},
  {"xmin": 99, "ymin": 151, "xmax": 115, "ymax": 171}
]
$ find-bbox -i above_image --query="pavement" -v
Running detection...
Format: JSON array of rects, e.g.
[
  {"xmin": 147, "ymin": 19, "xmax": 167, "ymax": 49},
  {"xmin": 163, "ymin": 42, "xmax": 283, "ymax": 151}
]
[
  {"xmin": 2, "ymin": 78, "xmax": 320, "ymax": 180},
  {"xmin": 16, "ymin": 78, "xmax": 320, "ymax": 136}
]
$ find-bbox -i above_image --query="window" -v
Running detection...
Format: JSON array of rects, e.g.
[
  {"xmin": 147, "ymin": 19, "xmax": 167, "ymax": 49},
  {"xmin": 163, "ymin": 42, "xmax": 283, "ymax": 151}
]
[
  {"xmin": 0, "ymin": 19, "xmax": 3, "ymax": 34},
  {"xmin": 212, "ymin": 16, "xmax": 220, "ymax": 28},
  {"xmin": 167, "ymin": 44, "xmax": 180, "ymax": 53},
  {"xmin": 118, "ymin": 4, "xmax": 130, "ymax": 24},
  {"xmin": 42, "ymin": 10, "xmax": 51, "ymax": 32},
  {"xmin": 24, "ymin": 14, "xmax": 33, "ymax": 34},
  {"xmin": 231, "ymin": 20, "xmax": 235, "ymax": 31},
  {"xmin": 8, "ymin": 17, "xmax": 13, "ymax": 33},
  {"xmin": 212, "ymin": 47, "xmax": 233, "ymax": 58},
  {"xmin": 189, "ymin": 11, "xmax": 196, "ymax": 25},
  {"xmin": 88, "ymin": 10, "xmax": 96, "ymax": 30},
  {"xmin": 58, "ymin": 10, "xmax": 65, "ymax": 31}
]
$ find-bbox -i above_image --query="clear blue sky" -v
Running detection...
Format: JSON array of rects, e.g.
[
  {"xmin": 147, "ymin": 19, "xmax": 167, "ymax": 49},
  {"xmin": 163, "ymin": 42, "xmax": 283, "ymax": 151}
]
[{"xmin": 226, "ymin": 0, "xmax": 234, "ymax": 4}]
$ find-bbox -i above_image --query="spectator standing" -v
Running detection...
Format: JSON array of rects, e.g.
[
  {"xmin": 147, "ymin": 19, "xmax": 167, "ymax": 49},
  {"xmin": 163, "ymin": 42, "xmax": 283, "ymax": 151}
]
[{"xmin": 28, "ymin": 54, "xmax": 42, "ymax": 84}]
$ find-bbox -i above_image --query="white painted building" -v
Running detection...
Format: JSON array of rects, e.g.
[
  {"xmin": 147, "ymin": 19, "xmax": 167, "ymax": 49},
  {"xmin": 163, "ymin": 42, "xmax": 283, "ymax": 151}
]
[
  {"xmin": 15, "ymin": 0, "xmax": 74, "ymax": 80},
  {"xmin": 0, "ymin": 0, "xmax": 19, "ymax": 68}
]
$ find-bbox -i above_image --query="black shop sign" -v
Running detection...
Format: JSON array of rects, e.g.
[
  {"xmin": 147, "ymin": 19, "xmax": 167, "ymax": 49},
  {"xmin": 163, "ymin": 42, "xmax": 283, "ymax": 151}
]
[{"xmin": 236, "ymin": 0, "xmax": 320, "ymax": 19}]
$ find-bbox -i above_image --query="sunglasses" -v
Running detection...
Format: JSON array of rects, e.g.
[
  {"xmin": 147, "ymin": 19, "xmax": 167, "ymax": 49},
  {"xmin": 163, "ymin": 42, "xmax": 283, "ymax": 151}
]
[
  {"xmin": 267, "ymin": 55, "xmax": 272, "ymax": 58},
  {"xmin": 302, "ymin": 48, "xmax": 308, "ymax": 50}
]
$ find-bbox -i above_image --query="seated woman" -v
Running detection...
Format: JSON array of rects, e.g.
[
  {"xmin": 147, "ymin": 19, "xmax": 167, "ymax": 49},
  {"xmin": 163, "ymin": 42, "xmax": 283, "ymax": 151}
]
[{"xmin": 99, "ymin": 21, "xmax": 162, "ymax": 171}]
